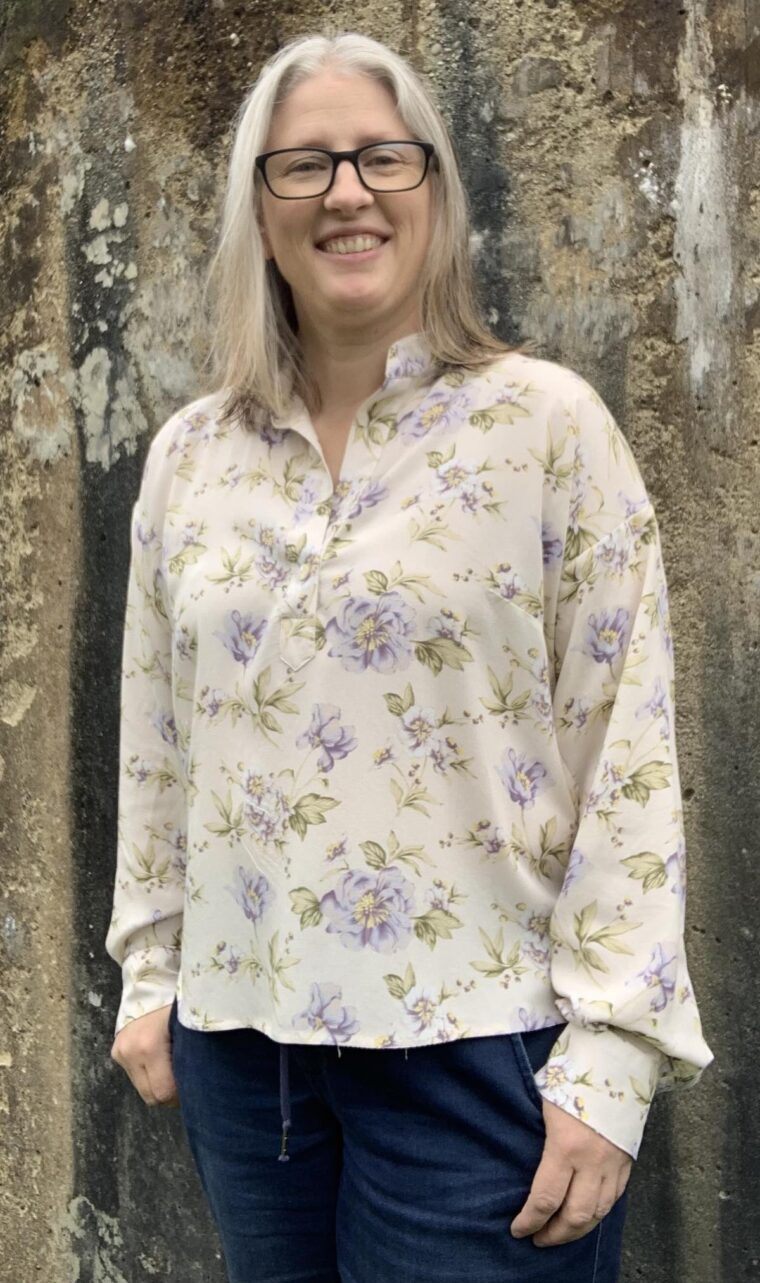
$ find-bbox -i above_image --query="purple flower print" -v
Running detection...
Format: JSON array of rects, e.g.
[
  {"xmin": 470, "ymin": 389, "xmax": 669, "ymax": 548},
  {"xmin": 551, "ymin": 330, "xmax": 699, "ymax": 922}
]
[
  {"xmin": 293, "ymin": 472, "xmax": 323, "ymax": 524},
  {"xmin": 542, "ymin": 523, "xmax": 564, "ymax": 566},
  {"xmin": 620, "ymin": 492, "xmax": 650, "ymax": 520},
  {"xmin": 198, "ymin": 686, "xmax": 226, "ymax": 719},
  {"xmin": 428, "ymin": 735, "xmax": 462, "ymax": 775},
  {"xmin": 325, "ymin": 592, "xmax": 416, "ymax": 673},
  {"xmin": 215, "ymin": 609, "xmax": 267, "ymax": 667},
  {"xmin": 519, "ymin": 1007, "xmax": 558, "ymax": 1032},
  {"xmin": 636, "ymin": 676, "xmax": 671, "ymax": 740},
  {"xmin": 489, "ymin": 563, "xmax": 526, "ymax": 603},
  {"xmin": 241, "ymin": 769, "xmax": 293, "ymax": 846},
  {"xmin": 400, "ymin": 705, "xmax": 438, "ymax": 754},
  {"xmin": 396, "ymin": 386, "xmax": 473, "ymax": 441},
  {"xmin": 585, "ymin": 608, "xmax": 630, "ymax": 669},
  {"xmin": 344, "ymin": 479, "xmax": 389, "ymax": 521},
  {"xmin": 296, "ymin": 703, "xmax": 357, "ymax": 773},
  {"xmin": 496, "ymin": 747, "xmax": 550, "ymax": 810},
  {"xmin": 637, "ymin": 943, "xmax": 677, "ymax": 1012},
  {"xmin": 560, "ymin": 847, "xmax": 587, "ymax": 896},
  {"xmin": 563, "ymin": 696, "xmax": 592, "ymax": 731},
  {"xmin": 135, "ymin": 521, "xmax": 157, "ymax": 549},
  {"xmin": 403, "ymin": 985, "xmax": 441, "ymax": 1034},
  {"xmin": 320, "ymin": 867, "xmax": 415, "ymax": 953},
  {"xmin": 153, "ymin": 710, "xmax": 178, "ymax": 747},
  {"xmin": 593, "ymin": 527, "xmax": 630, "ymax": 576},
  {"xmin": 226, "ymin": 864, "xmax": 272, "ymax": 924},
  {"xmin": 665, "ymin": 838, "xmax": 687, "ymax": 905},
  {"xmin": 260, "ymin": 421, "xmax": 288, "ymax": 448},
  {"xmin": 426, "ymin": 608, "xmax": 465, "ymax": 644},
  {"xmin": 293, "ymin": 982, "xmax": 360, "ymax": 1044}
]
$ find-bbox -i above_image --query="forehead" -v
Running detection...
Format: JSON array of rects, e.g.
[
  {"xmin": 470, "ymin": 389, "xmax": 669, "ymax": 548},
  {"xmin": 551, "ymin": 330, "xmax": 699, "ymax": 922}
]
[{"xmin": 266, "ymin": 71, "xmax": 409, "ymax": 149}]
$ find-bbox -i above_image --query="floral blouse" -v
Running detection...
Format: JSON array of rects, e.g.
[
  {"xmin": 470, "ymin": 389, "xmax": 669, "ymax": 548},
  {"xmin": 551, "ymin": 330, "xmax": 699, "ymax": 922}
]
[{"xmin": 105, "ymin": 331, "xmax": 712, "ymax": 1158}]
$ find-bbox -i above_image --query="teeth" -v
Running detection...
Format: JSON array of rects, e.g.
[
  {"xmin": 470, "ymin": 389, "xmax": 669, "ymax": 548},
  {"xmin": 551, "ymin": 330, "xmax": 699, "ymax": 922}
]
[{"xmin": 320, "ymin": 235, "xmax": 384, "ymax": 254}]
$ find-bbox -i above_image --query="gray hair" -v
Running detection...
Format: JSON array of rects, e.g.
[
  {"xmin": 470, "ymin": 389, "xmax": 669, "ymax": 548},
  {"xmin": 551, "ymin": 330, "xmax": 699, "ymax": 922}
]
[{"xmin": 205, "ymin": 30, "xmax": 530, "ymax": 428}]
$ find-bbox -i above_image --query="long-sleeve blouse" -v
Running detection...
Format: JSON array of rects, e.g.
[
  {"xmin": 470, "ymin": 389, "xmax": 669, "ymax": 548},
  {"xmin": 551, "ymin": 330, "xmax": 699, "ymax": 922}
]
[{"xmin": 105, "ymin": 331, "xmax": 713, "ymax": 1158}]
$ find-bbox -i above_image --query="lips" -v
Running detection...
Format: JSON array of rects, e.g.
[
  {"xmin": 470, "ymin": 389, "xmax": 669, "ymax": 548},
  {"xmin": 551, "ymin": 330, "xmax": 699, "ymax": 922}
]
[{"xmin": 315, "ymin": 231, "xmax": 390, "ymax": 249}]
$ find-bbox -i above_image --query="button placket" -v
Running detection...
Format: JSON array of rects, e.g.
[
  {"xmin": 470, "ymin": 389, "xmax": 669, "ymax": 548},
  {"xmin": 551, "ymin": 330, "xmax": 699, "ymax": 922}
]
[{"xmin": 278, "ymin": 474, "xmax": 331, "ymax": 673}]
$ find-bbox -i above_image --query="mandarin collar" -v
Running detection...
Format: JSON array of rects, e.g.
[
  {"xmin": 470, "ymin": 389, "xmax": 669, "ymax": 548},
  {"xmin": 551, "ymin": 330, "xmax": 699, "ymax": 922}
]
[{"xmin": 271, "ymin": 331, "xmax": 438, "ymax": 433}]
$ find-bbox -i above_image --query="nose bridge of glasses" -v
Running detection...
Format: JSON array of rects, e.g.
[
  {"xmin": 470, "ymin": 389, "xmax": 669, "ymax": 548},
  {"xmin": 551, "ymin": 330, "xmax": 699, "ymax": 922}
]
[{"xmin": 331, "ymin": 151, "xmax": 369, "ymax": 189}]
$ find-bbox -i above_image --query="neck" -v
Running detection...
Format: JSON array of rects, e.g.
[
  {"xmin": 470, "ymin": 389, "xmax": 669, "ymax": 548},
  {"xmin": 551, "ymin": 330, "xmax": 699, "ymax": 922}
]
[{"xmin": 297, "ymin": 311, "xmax": 421, "ymax": 418}]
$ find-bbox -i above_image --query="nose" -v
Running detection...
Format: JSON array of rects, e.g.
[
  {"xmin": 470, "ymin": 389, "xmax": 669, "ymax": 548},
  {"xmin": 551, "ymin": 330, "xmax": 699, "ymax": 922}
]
[{"xmin": 323, "ymin": 158, "xmax": 374, "ymax": 208}]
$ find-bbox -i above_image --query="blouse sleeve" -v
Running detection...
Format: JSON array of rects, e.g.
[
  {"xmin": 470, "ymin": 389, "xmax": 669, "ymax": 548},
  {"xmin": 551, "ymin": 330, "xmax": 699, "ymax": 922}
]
[
  {"xmin": 105, "ymin": 427, "xmax": 187, "ymax": 1034},
  {"xmin": 536, "ymin": 378, "xmax": 713, "ymax": 1158}
]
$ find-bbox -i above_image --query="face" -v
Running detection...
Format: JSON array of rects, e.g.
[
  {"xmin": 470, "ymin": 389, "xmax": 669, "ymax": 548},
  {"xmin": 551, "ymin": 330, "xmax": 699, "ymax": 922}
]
[{"xmin": 257, "ymin": 70, "xmax": 434, "ymax": 336}]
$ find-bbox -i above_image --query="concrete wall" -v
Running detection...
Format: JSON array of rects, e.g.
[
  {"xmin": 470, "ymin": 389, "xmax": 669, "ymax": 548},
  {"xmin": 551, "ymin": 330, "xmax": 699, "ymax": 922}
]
[{"xmin": 1, "ymin": 1, "xmax": 757, "ymax": 1279}]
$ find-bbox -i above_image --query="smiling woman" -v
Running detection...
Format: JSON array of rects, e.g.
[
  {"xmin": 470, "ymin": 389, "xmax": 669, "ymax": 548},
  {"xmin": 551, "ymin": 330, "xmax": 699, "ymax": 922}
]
[{"xmin": 106, "ymin": 28, "xmax": 712, "ymax": 1283}]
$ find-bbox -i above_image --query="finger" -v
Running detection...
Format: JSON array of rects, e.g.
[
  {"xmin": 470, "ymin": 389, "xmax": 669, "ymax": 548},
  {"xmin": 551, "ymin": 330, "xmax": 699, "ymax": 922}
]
[
  {"xmin": 511, "ymin": 1150, "xmax": 573, "ymax": 1238},
  {"xmin": 534, "ymin": 1171, "xmax": 613, "ymax": 1248},
  {"xmin": 122, "ymin": 1060, "xmax": 159, "ymax": 1106},
  {"xmin": 616, "ymin": 1162, "xmax": 632, "ymax": 1202},
  {"xmin": 143, "ymin": 1058, "xmax": 179, "ymax": 1107}
]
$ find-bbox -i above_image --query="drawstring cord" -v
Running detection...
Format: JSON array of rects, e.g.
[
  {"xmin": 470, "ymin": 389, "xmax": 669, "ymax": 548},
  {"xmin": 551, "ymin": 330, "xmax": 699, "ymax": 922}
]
[
  {"xmin": 278, "ymin": 1044, "xmax": 291, "ymax": 1163},
  {"xmin": 277, "ymin": 1040, "xmax": 411, "ymax": 1160}
]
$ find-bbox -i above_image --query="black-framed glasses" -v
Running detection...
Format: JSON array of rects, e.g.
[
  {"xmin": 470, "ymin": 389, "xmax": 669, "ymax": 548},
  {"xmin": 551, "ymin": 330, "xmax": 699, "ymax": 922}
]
[{"xmin": 254, "ymin": 141, "xmax": 436, "ymax": 199}]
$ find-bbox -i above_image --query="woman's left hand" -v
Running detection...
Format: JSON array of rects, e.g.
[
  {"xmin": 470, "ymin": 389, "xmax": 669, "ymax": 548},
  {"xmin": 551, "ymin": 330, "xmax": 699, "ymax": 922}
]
[{"xmin": 510, "ymin": 1100, "xmax": 633, "ymax": 1246}]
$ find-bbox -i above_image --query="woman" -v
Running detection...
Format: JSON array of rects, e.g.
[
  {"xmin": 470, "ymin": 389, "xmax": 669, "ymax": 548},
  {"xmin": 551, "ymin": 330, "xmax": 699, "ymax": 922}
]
[{"xmin": 106, "ymin": 30, "xmax": 712, "ymax": 1283}]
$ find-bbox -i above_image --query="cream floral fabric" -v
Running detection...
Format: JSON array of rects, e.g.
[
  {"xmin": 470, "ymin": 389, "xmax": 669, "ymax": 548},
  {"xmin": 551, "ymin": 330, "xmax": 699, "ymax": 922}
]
[{"xmin": 106, "ymin": 332, "xmax": 712, "ymax": 1157}]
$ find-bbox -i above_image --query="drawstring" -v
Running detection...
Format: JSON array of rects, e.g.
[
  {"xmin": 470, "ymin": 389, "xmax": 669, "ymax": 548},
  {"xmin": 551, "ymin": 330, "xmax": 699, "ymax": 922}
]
[
  {"xmin": 278, "ymin": 1044, "xmax": 291, "ymax": 1162},
  {"xmin": 277, "ymin": 1041, "xmax": 413, "ymax": 1160}
]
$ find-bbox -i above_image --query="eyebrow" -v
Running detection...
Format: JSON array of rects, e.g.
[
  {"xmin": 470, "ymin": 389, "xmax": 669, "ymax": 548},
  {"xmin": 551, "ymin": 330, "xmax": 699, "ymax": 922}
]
[{"xmin": 288, "ymin": 136, "xmax": 411, "ymax": 149}]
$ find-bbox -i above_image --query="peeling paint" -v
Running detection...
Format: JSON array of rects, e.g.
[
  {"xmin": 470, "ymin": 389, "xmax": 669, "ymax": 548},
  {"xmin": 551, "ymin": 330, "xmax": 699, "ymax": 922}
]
[
  {"xmin": 61, "ymin": 1198, "xmax": 130, "ymax": 1283},
  {"xmin": 0, "ymin": 681, "xmax": 37, "ymax": 726},
  {"xmin": 11, "ymin": 347, "xmax": 76, "ymax": 463},
  {"xmin": 673, "ymin": 0, "xmax": 734, "ymax": 398}
]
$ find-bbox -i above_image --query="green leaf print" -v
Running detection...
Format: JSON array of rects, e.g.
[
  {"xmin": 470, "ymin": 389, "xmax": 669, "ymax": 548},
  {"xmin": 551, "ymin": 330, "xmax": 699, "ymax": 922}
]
[
  {"xmin": 414, "ymin": 636, "xmax": 473, "ymax": 675},
  {"xmin": 205, "ymin": 546, "xmax": 256, "ymax": 588},
  {"xmin": 469, "ymin": 401, "xmax": 533, "ymax": 432},
  {"xmin": 266, "ymin": 930, "xmax": 300, "ymax": 1001},
  {"xmin": 360, "ymin": 840, "xmax": 388, "ymax": 869},
  {"xmin": 205, "ymin": 789, "xmax": 246, "ymax": 841},
  {"xmin": 289, "ymin": 792, "xmax": 340, "ymax": 838},
  {"xmin": 480, "ymin": 666, "xmax": 533, "ymax": 721},
  {"xmin": 366, "ymin": 560, "xmax": 444, "ymax": 604},
  {"xmin": 125, "ymin": 840, "xmax": 173, "ymax": 888},
  {"xmin": 622, "ymin": 761, "xmax": 672, "ymax": 806},
  {"xmin": 570, "ymin": 901, "xmax": 641, "ymax": 978},
  {"xmin": 168, "ymin": 538, "xmax": 207, "ymax": 576},
  {"xmin": 383, "ymin": 683, "xmax": 415, "ymax": 717},
  {"xmin": 621, "ymin": 851, "xmax": 668, "ymax": 892},
  {"xmin": 389, "ymin": 777, "xmax": 441, "ymax": 817},
  {"xmin": 413, "ymin": 907, "xmax": 464, "ymax": 950},
  {"xmin": 383, "ymin": 961, "xmax": 416, "ymax": 1000},
  {"xmin": 289, "ymin": 887, "xmax": 323, "ymax": 929},
  {"xmin": 469, "ymin": 928, "xmax": 528, "ymax": 980}
]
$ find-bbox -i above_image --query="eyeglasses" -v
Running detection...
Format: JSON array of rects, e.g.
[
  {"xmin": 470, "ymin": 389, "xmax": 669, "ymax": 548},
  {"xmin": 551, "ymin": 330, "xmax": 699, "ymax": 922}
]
[{"xmin": 254, "ymin": 141, "xmax": 436, "ymax": 199}]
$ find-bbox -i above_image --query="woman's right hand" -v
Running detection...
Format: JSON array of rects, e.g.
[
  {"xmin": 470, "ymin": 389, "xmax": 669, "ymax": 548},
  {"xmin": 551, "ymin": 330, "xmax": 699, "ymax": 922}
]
[{"xmin": 110, "ymin": 1003, "xmax": 179, "ymax": 1107}]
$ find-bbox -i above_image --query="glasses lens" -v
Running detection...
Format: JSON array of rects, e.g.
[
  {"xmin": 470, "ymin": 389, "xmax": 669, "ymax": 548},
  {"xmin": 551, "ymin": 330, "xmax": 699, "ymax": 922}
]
[
  {"xmin": 358, "ymin": 143, "xmax": 426, "ymax": 191},
  {"xmin": 265, "ymin": 150, "xmax": 334, "ymax": 197}
]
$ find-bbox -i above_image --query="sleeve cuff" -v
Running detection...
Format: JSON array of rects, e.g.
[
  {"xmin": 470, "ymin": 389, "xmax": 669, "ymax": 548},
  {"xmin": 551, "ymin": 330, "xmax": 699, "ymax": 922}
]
[
  {"xmin": 534, "ymin": 1022, "xmax": 664, "ymax": 1159},
  {"xmin": 113, "ymin": 946, "xmax": 180, "ymax": 1035}
]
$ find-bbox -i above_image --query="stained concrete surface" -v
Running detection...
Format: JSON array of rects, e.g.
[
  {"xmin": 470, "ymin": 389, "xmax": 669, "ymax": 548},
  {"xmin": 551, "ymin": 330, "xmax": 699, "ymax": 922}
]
[{"xmin": 1, "ymin": 1, "xmax": 758, "ymax": 1279}]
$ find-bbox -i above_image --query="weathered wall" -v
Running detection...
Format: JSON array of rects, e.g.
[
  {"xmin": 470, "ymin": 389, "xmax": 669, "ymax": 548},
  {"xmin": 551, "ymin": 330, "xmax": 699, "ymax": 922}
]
[{"xmin": 1, "ymin": 0, "xmax": 757, "ymax": 1279}]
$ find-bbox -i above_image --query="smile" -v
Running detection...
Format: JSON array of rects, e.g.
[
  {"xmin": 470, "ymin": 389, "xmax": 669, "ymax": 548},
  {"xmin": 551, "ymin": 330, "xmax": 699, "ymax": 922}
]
[{"xmin": 317, "ymin": 234, "xmax": 388, "ymax": 256}]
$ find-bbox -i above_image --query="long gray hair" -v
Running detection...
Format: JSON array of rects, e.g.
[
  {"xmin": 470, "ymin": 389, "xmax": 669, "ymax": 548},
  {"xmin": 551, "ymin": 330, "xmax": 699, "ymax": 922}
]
[{"xmin": 205, "ymin": 31, "xmax": 531, "ymax": 427}]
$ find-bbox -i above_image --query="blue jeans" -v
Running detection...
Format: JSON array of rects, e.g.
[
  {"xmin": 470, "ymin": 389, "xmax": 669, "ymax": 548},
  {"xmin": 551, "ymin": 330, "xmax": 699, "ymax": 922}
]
[{"xmin": 169, "ymin": 998, "xmax": 627, "ymax": 1282}]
